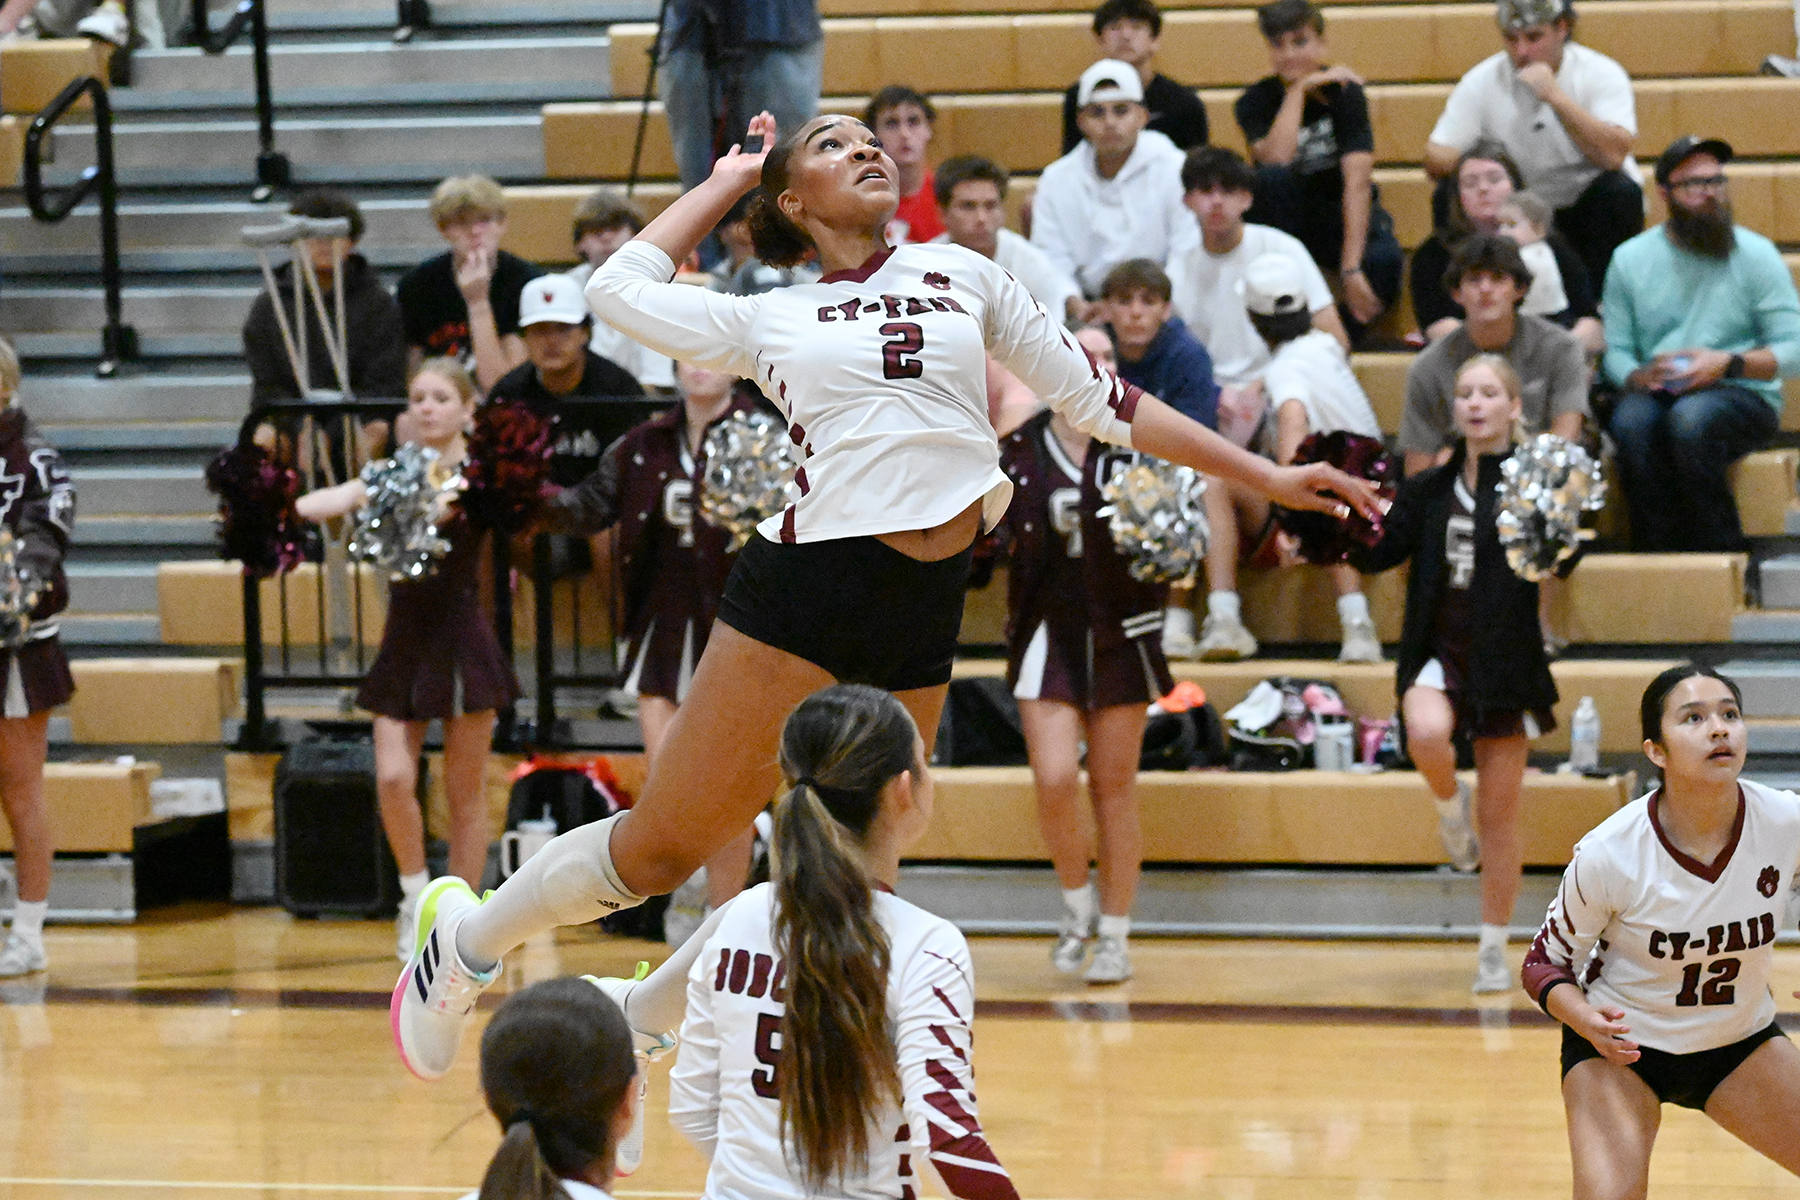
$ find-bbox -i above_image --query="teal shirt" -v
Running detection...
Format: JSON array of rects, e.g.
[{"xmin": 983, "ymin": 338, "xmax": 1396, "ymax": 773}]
[{"xmin": 1601, "ymin": 225, "xmax": 1800, "ymax": 408}]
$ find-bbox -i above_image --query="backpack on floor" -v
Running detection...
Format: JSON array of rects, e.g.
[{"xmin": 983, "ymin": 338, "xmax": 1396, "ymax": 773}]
[{"xmin": 1223, "ymin": 677, "xmax": 1350, "ymax": 771}]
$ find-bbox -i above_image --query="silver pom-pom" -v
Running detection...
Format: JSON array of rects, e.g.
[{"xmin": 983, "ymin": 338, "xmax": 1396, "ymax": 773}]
[
  {"xmin": 1495, "ymin": 433, "xmax": 1607, "ymax": 581},
  {"xmin": 700, "ymin": 409, "xmax": 799, "ymax": 551},
  {"xmin": 1096, "ymin": 456, "xmax": 1209, "ymax": 584},
  {"xmin": 0, "ymin": 531, "xmax": 39, "ymax": 650},
  {"xmin": 347, "ymin": 444, "xmax": 461, "ymax": 581}
]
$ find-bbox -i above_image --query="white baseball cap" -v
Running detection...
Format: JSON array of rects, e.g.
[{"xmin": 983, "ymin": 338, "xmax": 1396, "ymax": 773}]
[
  {"xmin": 519, "ymin": 273, "xmax": 590, "ymax": 327},
  {"xmin": 1241, "ymin": 254, "xmax": 1310, "ymax": 317},
  {"xmin": 1076, "ymin": 59, "xmax": 1145, "ymax": 108}
]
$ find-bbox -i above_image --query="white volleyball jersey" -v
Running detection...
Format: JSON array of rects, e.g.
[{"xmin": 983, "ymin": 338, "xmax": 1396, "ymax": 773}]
[
  {"xmin": 668, "ymin": 883, "xmax": 1018, "ymax": 1200},
  {"xmin": 587, "ymin": 241, "xmax": 1140, "ymax": 544},
  {"xmin": 1523, "ymin": 779, "xmax": 1800, "ymax": 1053}
]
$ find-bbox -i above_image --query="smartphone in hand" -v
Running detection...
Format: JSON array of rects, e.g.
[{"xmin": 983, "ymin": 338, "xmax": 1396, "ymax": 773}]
[{"xmin": 742, "ymin": 134, "xmax": 765, "ymax": 154}]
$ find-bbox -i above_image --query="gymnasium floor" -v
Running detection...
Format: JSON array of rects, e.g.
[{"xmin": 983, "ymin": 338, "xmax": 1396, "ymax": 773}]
[{"xmin": 2, "ymin": 909, "xmax": 1798, "ymax": 1199}]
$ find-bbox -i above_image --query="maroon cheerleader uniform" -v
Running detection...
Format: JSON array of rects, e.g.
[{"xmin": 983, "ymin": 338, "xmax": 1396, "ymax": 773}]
[
  {"xmin": 355, "ymin": 508, "xmax": 519, "ymax": 720},
  {"xmin": 0, "ymin": 409, "xmax": 76, "ymax": 717},
  {"xmin": 547, "ymin": 393, "xmax": 758, "ymax": 703},
  {"xmin": 995, "ymin": 410, "xmax": 1173, "ymax": 711}
]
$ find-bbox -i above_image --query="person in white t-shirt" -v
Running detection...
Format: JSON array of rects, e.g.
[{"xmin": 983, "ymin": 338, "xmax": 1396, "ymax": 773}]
[
  {"xmin": 1423, "ymin": 0, "xmax": 1643, "ymax": 289},
  {"xmin": 1196, "ymin": 254, "xmax": 1385, "ymax": 663},
  {"xmin": 561, "ymin": 188, "xmax": 677, "ymax": 391},
  {"xmin": 391, "ymin": 111, "xmax": 1381, "ymax": 1085},
  {"xmin": 933, "ymin": 154, "xmax": 1085, "ymax": 324},
  {"xmin": 1031, "ymin": 58, "xmax": 1197, "ymax": 300},
  {"xmin": 1523, "ymin": 664, "xmax": 1800, "ymax": 1197}
]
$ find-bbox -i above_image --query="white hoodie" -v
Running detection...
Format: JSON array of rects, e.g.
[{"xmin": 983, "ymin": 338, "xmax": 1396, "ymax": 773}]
[{"xmin": 1029, "ymin": 128, "xmax": 1196, "ymax": 297}]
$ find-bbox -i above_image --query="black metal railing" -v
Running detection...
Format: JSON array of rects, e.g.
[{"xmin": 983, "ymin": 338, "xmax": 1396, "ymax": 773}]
[
  {"xmin": 193, "ymin": 0, "xmax": 289, "ymax": 198},
  {"xmin": 23, "ymin": 75, "xmax": 138, "ymax": 378}
]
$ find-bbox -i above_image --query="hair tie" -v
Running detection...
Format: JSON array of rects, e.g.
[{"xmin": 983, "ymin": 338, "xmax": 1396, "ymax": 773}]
[
  {"xmin": 508, "ymin": 1109, "xmax": 537, "ymax": 1131},
  {"xmin": 793, "ymin": 776, "xmax": 824, "ymax": 794}
]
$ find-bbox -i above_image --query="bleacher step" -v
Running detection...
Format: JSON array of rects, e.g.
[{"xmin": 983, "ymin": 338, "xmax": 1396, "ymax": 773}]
[
  {"xmin": 23, "ymin": 374, "xmax": 248, "ymax": 423},
  {"xmin": 262, "ymin": 0, "xmax": 652, "ymax": 32},
  {"xmin": 66, "ymin": 562, "xmax": 161, "ymax": 614},
  {"xmin": 0, "ymin": 198, "xmax": 442, "ymax": 259},
  {"xmin": 1733, "ymin": 610, "xmax": 1800, "ymax": 643},
  {"xmin": 70, "ymin": 464, "xmax": 209, "ymax": 515},
  {"xmin": 0, "ymin": 286, "xmax": 257, "ymax": 335},
  {"xmin": 1761, "ymin": 555, "xmax": 1800, "ymax": 608},
  {"xmin": 1717, "ymin": 660, "xmax": 1800, "ymax": 717},
  {"xmin": 45, "ymin": 422, "xmax": 238, "ymax": 453},
  {"xmin": 74, "ymin": 515, "xmax": 217, "ymax": 547},
  {"xmin": 1748, "ymin": 719, "xmax": 1800, "ymax": 754},
  {"xmin": 57, "ymin": 613, "xmax": 164, "ymax": 646}
]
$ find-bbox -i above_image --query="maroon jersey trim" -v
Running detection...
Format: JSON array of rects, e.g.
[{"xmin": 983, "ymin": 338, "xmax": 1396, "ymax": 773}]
[
  {"xmin": 1649, "ymin": 786, "xmax": 1746, "ymax": 884},
  {"xmin": 821, "ymin": 246, "xmax": 897, "ymax": 284}
]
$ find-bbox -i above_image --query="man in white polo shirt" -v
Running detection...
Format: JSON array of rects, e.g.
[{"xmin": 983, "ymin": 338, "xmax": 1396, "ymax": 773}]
[{"xmin": 1424, "ymin": 0, "xmax": 1642, "ymax": 289}]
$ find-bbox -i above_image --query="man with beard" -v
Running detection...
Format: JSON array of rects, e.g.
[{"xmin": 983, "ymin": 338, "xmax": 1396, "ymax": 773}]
[{"xmin": 1601, "ymin": 136, "xmax": 1800, "ymax": 552}]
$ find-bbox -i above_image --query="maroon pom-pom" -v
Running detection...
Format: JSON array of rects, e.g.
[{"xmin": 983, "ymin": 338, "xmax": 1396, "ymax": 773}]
[
  {"xmin": 204, "ymin": 443, "xmax": 317, "ymax": 578},
  {"xmin": 462, "ymin": 398, "xmax": 554, "ymax": 533},
  {"xmin": 1275, "ymin": 431, "xmax": 1398, "ymax": 564}
]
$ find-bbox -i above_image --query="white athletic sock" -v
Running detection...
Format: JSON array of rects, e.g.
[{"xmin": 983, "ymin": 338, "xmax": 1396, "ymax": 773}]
[
  {"xmin": 1337, "ymin": 591, "xmax": 1371, "ymax": 626},
  {"xmin": 1097, "ymin": 914, "xmax": 1131, "ymax": 942},
  {"xmin": 1434, "ymin": 779, "xmax": 1465, "ymax": 812},
  {"xmin": 1207, "ymin": 591, "xmax": 1241, "ymax": 621},
  {"xmin": 1163, "ymin": 606, "xmax": 1195, "ymax": 639},
  {"xmin": 1479, "ymin": 923, "xmax": 1507, "ymax": 954},
  {"xmin": 456, "ymin": 812, "xmax": 644, "ymax": 972},
  {"xmin": 11, "ymin": 899, "xmax": 47, "ymax": 944},
  {"xmin": 1062, "ymin": 884, "xmax": 1097, "ymax": 928},
  {"xmin": 399, "ymin": 870, "xmax": 430, "ymax": 904}
]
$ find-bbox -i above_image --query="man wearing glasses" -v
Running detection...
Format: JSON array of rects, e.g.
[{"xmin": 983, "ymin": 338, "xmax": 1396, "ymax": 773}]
[{"xmin": 1601, "ymin": 136, "xmax": 1800, "ymax": 553}]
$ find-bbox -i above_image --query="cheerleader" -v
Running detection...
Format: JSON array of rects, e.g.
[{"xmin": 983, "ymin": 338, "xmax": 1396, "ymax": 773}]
[
  {"xmin": 1524, "ymin": 665, "xmax": 1800, "ymax": 1196},
  {"xmin": 546, "ymin": 360, "xmax": 759, "ymax": 910},
  {"xmin": 394, "ymin": 111, "xmax": 1380, "ymax": 1081},
  {"xmin": 0, "ymin": 337, "xmax": 75, "ymax": 979},
  {"xmin": 296, "ymin": 358, "xmax": 518, "ymax": 961},
  {"xmin": 1351, "ymin": 354, "xmax": 1557, "ymax": 994},
  {"xmin": 991, "ymin": 332, "xmax": 1171, "ymax": 984},
  {"xmin": 467, "ymin": 976, "xmax": 641, "ymax": 1200}
]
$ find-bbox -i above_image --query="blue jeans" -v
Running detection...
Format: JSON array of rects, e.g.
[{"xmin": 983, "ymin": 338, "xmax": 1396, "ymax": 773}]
[
  {"xmin": 659, "ymin": 39, "xmax": 825, "ymax": 194},
  {"xmin": 1607, "ymin": 384, "xmax": 1779, "ymax": 551}
]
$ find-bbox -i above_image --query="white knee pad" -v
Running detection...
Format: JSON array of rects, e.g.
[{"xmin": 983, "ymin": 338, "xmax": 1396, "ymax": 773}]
[{"xmin": 528, "ymin": 811, "xmax": 645, "ymax": 925}]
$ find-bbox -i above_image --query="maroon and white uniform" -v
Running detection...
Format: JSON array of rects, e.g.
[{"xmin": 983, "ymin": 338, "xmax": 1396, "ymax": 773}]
[
  {"xmin": 993, "ymin": 411, "xmax": 1172, "ymax": 710},
  {"xmin": 547, "ymin": 392, "xmax": 759, "ymax": 703},
  {"xmin": 670, "ymin": 883, "xmax": 1019, "ymax": 1200},
  {"xmin": 0, "ymin": 409, "xmax": 75, "ymax": 717},
  {"xmin": 1522, "ymin": 779, "xmax": 1800, "ymax": 1053}
]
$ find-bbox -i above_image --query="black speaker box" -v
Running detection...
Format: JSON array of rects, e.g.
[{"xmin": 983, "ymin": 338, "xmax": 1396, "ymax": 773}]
[{"xmin": 274, "ymin": 738, "xmax": 399, "ymax": 918}]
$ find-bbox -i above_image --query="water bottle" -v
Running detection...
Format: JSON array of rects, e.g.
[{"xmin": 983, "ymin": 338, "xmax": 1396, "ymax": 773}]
[{"xmin": 1568, "ymin": 696, "xmax": 1601, "ymax": 773}]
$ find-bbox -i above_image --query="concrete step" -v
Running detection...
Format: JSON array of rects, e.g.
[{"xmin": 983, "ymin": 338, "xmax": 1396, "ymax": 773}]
[
  {"xmin": 1733, "ymin": 610, "xmax": 1800, "ymax": 643},
  {"xmin": 117, "ymin": 38, "xmax": 609, "ymax": 108},
  {"xmin": 0, "ymin": 286, "xmax": 255, "ymax": 334},
  {"xmin": 0, "ymin": 198, "xmax": 441, "ymax": 259},
  {"xmin": 73, "ymin": 515, "xmax": 217, "ymax": 547},
  {"xmin": 42, "ymin": 421, "xmax": 238, "ymax": 453},
  {"xmin": 15, "ymin": 332, "xmax": 240, "ymax": 360},
  {"xmin": 1747, "ymin": 772, "xmax": 1800, "ymax": 792},
  {"xmin": 45, "ymin": 114, "xmax": 544, "ymax": 186},
  {"xmin": 70, "ymin": 464, "xmax": 209, "ymax": 516},
  {"xmin": 1749, "ymin": 718, "xmax": 1800, "ymax": 754},
  {"xmin": 22, "ymin": 374, "xmax": 248, "ymax": 423},
  {"xmin": 56, "ymin": 613, "xmax": 163, "ymax": 646},
  {"xmin": 1762, "ymin": 554, "xmax": 1800, "ymax": 609},
  {"xmin": 66, "ymin": 562, "xmax": 160, "ymax": 614},
  {"xmin": 1717, "ymin": 660, "xmax": 1800, "ymax": 718}
]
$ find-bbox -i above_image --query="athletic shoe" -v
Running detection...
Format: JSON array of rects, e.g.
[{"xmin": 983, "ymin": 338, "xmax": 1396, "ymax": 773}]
[
  {"xmin": 0, "ymin": 932, "xmax": 46, "ymax": 978},
  {"xmin": 1196, "ymin": 613, "xmax": 1258, "ymax": 661},
  {"xmin": 1439, "ymin": 780, "xmax": 1481, "ymax": 873},
  {"xmin": 1084, "ymin": 935, "xmax": 1132, "ymax": 984},
  {"xmin": 1337, "ymin": 616, "xmax": 1384, "ymax": 664},
  {"xmin": 1472, "ymin": 943, "xmax": 1512, "ymax": 994},
  {"xmin": 391, "ymin": 877, "xmax": 498, "ymax": 1081},
  {"xmin": 1162, "ymin": 610, "xmax": 1197, "ymax": 661},
  {"xmin": 395, "ymin": 894, "xmax": 419, "ymax": 963},
  {"xmin": 1761, "ymin": 53, "xmax": 1800, "ymax": 77},
  {"xmin": 1050, "ymin": 910, "xmax": 1094, "ymax": 974},
  {"xmin": 585, "ymin": 970, "xmax": 678, "ymax": 1177},
  {"xmin": 75, "ymin": 0, "xmax": 130, "ymax": 46}
]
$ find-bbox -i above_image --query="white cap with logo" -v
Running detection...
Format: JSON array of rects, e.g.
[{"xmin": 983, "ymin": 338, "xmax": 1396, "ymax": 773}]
[
  {"xmin": 1076, "ymin": 58, "xmax": 1145, "ymax": 108},
  {"xmin": 1240, "ymin": 254, "xmax": 1311, "ymax": 317},
  {"xmin": 519, "ymin": 273, "xmax": 590, "ymax": 327}
]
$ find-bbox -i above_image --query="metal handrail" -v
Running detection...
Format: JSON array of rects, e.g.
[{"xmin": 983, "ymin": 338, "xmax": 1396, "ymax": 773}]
[
  {"xmin": 22, "ymin": 75, "xmax": 138, "ymax": 378},
  {"xmin": 192, "ymin": 0, "xmax": 290, "ymax": 199}
]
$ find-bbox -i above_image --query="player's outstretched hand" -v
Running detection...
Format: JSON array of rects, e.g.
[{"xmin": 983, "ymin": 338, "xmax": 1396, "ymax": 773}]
[
  {"xmin": 1573, "ymin": 1004, "xmax": 1641, "ymax": 1065},
  {"xmin": 711, "ymin": 112, "xmax": 777, "ymax": 196},
  {"xmin": 1266, "ymin": 462, "xmax": 1386, "ymax": 523}
]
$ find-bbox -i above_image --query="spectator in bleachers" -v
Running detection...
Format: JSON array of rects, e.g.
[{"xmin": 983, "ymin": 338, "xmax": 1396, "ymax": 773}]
[
  {"xmin": 563, "ymin": 189, "xmax": 676, "ymax": 393},
  {"xmin": 243, "ymin": 189, "xmax": 408, "ymax": 407},
  {"xmin": 1104, "ymin": 259, "xmax": 1217, "ymax": 432},
  {"xmin": 863, "ymin": 86, "xmax": 944, "ymax": 245},
  {"xmin": 0, "ymin": 0, "xmax": 155, "ymax": 46},
  {"xmin": 1190, "ymin": 254, "xmax": 1386, "ymax": 663},
  {"xmin": 396, "ymin": 175, "xmax": 545, "ymax": 392},
  {"xmin": 933, "ymin": 156, "xmax": 1085, "ymax": 323},
  {"xmin": 1423, "ymin": 0, "xmax": 1642, "ymax": 290},
  {"xmin": 1059, "ymin": 0, "xmax": 1209, "ymax": 155},
  {"xmin": 1602, "ymin": 136, "xmax": 1800, "ymax": 552},
  {"xmin": 1033, "ymin": 59, "xmax": 1196, "ymax": 301},
  {"xmin": 1399, "ymin": 233, "xmax": 1588, "ymax": 477},
  {"xmin": 1236, "ymin": 0, "xmax": 1402, "ymax": 344},
  {"xmin": 1410, "ymin": 141, "xmax": 1602, "ymax": 353},
  {"xmin": 1168, "ymin": 146, "xmax": 1348, "ymax": 448},
  {"xmin": 1495, "ymin": 191, "xmax": 1572, "ymax": 321}
]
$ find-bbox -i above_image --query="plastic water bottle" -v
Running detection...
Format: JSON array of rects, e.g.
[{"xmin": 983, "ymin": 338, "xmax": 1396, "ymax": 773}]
[{"xmin": 1568, "ymin": 696, "xmax": 1601, "ymax": 773}]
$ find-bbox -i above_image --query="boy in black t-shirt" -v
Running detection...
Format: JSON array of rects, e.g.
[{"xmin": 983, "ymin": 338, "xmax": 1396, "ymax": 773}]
[
  {"xmin": 1235, "ymin": 0, "xmax": 1402, "ymax": 343},
  {"xmin": 1059, "ymin": 0, "xmax": 1208, "ymax": 155},
  {"xmin": 395, "ymin": 174, "xmax": 545, "ymax": 392}
]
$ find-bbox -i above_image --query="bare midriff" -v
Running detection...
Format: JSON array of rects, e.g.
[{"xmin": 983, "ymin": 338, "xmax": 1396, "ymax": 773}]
[{"xmin": 875, "ymin": 500, "xmax": 982, "ymax": 562}]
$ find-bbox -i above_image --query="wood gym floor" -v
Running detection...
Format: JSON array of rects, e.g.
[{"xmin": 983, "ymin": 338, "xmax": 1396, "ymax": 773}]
[{"xmin": 1, "ymin": 908, "xmax": 1797, "ymax": 1199}]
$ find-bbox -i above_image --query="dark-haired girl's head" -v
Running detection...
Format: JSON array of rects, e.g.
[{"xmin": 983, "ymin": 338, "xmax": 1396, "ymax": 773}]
[
  {"xmin": 1639, "ymin": 664, "xmax": 1746, "ymax": 783},
  {"xmin": 747, "ymin": 117, "xmax": 899, "ymax": 269},
  {"xmin": 477, "ymin": 976, "xmax": 640, "ymax": 1200}
]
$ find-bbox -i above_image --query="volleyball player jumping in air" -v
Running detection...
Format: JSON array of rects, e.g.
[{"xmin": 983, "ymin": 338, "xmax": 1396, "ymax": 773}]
[
  {"xmin": 1524, "ymin": 665, "xmax": 1800, "ymax": 1198},
  {"xmin": 394, "ymin": 111, "xmax": 1382, "ymax": 1080}
]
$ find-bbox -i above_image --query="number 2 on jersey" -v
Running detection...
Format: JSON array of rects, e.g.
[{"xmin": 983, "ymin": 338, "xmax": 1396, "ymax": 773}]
[
  {"xmin": 1675, "ymin": 957, "xmax": 1740, "ymax": 1006},
  {"xmin": 751, "ymin": 1011, "xmax": 782, "ymax": 1098},
  {"xmin": 881, "ymin": 322, "xmax": 924, "ymax": 380}
]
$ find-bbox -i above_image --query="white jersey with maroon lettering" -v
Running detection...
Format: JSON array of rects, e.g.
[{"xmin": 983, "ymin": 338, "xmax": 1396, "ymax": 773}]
[
  {"xmin": 587, "ymin": 240, "xmax": 1140, "ymax": 545},
  {"xmin": 1523, "ymin": 780, "xmax": 1800, "ymax": 1053},
  {"xmin": 668, "ymin": 882, "xmax": 1018, "ymax": 1200}
]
